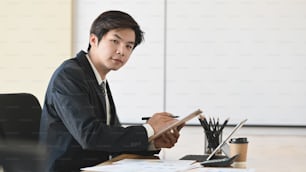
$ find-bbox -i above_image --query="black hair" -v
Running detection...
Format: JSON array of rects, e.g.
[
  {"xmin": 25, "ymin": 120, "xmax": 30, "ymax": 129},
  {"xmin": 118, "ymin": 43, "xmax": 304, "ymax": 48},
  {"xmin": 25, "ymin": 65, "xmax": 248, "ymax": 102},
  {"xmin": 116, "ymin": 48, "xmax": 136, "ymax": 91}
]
[{"xmin": 87, "ymin": 10, "xmax": 144, "ymax": 52}]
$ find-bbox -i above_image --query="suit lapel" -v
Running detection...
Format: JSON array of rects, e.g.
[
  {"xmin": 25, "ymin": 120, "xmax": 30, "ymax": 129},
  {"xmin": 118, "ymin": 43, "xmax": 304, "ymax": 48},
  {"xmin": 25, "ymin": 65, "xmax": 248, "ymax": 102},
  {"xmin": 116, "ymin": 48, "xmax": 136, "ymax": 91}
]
[{"xmin": 76, "ymin": 51, "xmax": 108, "ymax": 119}]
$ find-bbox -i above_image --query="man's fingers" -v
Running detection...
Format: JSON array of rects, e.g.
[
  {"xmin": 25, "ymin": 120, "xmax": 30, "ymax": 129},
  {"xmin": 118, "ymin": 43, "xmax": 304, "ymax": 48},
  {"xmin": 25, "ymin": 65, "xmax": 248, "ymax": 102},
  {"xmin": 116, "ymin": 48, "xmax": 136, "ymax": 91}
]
[{"xmin": 165, "ymin": 130, "xmax": 179, "ymax": 144}]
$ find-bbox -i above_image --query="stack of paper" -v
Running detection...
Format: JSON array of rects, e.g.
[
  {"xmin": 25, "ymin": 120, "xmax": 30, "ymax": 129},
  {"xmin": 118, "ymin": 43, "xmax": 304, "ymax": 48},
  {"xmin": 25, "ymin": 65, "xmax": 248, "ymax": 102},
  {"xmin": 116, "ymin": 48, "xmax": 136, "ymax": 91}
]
[{"xmin": 81, "ymin": 159, "xmax": 196, "ymax": 172}]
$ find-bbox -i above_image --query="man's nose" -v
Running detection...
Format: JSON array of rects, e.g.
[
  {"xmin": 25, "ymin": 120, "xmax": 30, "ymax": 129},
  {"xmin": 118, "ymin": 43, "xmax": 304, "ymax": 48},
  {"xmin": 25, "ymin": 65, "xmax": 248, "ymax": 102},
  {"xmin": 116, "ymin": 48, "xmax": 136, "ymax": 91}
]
[{"xmin": 116, "ymin": 44, "xmax": 125, "ymax": 57}]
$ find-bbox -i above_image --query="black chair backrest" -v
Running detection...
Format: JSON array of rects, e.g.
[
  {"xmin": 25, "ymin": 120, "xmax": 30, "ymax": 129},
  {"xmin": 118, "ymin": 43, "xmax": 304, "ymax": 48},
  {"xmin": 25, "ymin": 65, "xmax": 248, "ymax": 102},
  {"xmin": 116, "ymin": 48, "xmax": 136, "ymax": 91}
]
[
  {"xmin": 0, "ymin": 93, "xmax": 42, "ymax": 142},
  {"xmin": 0, "ymin": 93, "xmax": 46, "ymax": 172}
]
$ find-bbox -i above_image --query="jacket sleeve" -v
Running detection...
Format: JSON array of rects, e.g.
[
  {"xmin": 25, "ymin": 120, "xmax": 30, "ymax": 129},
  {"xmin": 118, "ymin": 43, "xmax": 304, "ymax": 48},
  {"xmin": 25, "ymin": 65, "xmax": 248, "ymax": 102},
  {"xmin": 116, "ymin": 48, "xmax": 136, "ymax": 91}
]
[{"xmin": 49, "ymin": 63, "xmax": 149, "ymax": 152}]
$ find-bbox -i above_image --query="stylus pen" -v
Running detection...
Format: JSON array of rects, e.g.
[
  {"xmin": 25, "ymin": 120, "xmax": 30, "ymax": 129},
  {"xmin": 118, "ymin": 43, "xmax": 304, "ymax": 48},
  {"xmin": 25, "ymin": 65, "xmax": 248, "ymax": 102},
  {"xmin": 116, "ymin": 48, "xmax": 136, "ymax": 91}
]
[{"xmin": 141, "ymin": 115, "xmax": 179, "ymax": 121}]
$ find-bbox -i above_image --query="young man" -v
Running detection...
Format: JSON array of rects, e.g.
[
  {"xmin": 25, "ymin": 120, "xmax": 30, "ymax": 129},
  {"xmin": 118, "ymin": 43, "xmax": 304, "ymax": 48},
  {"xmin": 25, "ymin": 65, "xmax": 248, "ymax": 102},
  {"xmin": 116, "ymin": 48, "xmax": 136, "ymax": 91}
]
[{"xmin": 39, "ymin": 10, "xmax": 182, "ymax": 172}]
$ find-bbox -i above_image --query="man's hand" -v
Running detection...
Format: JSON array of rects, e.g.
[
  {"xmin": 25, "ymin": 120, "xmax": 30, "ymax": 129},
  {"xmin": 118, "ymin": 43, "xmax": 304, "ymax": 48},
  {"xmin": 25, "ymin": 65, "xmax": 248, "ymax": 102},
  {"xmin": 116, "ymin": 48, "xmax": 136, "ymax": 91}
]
[
  {"xmin": 147, "ymin": 112, "xmax": 184, "ymax": 149},
  {"xmin": 147, "ymin": 112, "xmax": 177, "ymax": 133},
  {"xmin": 154, "ymin": 127, "xmax": 180, "ymax": 148}
]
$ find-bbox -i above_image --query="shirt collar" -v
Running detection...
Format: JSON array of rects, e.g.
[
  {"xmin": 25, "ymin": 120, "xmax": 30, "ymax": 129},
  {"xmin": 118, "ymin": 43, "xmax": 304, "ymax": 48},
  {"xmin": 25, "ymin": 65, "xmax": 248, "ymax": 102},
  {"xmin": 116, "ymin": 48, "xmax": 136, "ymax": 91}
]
[{"xmin": 86, "ymin": 54, "xmax": 106, "ymax": 85}]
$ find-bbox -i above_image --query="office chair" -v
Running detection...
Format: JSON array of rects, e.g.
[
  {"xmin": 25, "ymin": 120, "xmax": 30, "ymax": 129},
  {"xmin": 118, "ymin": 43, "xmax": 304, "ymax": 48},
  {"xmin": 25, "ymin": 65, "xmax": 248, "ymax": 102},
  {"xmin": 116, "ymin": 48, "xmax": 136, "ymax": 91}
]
[
  {"xmin": 0, "ymin": 93, "xmax": 41, "ymax": 142},
  {"xmin": 0, "ymin": 93, "xmax": 46, "ymax": 172}
]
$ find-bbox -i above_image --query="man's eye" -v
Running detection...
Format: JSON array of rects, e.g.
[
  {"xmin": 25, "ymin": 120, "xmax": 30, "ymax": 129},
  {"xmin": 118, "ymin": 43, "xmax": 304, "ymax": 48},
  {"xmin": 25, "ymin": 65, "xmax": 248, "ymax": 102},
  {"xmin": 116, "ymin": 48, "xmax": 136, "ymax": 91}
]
[
  {"xmin": 112, "ymin": 40, "xmax": 119, "ymax": 44},
  {"xmin": 126, "ymin": 45, "xmax": 133, "ymax": 50}
]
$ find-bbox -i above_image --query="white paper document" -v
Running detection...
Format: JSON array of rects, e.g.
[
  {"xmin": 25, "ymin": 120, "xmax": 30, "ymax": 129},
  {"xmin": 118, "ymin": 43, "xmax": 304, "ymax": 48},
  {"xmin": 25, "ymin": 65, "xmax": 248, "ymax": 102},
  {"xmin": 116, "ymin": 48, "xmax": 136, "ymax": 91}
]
[
  {"xmin": 192, "ymin": 167, "xmax": 256, "ymax": 172},
  {"xmin": 81, "ymin": 159, "xmax": 195, "ymax": 172}
]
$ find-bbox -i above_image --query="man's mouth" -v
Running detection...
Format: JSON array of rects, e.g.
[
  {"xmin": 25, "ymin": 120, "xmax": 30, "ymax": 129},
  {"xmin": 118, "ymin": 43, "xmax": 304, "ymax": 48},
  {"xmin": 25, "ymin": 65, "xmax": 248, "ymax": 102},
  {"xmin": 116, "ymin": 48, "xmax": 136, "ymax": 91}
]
[{"xmin": 111, "ymin": 59, "xmax": 123, "ymax": 64}]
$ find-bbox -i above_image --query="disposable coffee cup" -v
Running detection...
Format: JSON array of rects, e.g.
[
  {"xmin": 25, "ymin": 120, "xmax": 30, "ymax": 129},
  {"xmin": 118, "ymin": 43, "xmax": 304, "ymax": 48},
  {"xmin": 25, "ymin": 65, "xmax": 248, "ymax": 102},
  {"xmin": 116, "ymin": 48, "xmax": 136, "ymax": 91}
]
[{"xmin": 229, "ymin": 137, "xmax": 248, "ymax": 168}]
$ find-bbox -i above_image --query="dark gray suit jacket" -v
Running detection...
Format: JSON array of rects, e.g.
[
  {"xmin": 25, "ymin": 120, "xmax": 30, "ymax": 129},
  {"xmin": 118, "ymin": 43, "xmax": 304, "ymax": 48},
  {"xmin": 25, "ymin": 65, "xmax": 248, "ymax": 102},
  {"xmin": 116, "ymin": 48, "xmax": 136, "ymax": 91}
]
[{"xmin": 39, "ymin": 51, "xmax": 153, "ymax": 172}]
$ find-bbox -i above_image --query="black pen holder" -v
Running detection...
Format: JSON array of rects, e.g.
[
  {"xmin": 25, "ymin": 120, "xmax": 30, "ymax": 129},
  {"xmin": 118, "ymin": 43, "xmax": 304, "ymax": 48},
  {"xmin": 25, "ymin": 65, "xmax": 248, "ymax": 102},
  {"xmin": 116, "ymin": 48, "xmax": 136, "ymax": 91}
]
[{"xmin": 204, "ymin": 130, "xmax": 222, "ymax": 155}]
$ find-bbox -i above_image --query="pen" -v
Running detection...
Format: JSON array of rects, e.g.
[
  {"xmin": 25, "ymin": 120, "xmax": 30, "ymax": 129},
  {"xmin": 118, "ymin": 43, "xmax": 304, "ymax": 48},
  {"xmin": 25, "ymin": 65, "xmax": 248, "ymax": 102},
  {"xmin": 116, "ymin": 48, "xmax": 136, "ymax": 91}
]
[
  {"xmin": 219, "ymin": 117, "xmax": 229, "ymax": 132},
  {"xmin": 198, "ymin": 114, "xmax": 209, "ymax": 131},
  {"xmin": 141, "ymin": 115, "xmax": 179, "ymax": 121}
]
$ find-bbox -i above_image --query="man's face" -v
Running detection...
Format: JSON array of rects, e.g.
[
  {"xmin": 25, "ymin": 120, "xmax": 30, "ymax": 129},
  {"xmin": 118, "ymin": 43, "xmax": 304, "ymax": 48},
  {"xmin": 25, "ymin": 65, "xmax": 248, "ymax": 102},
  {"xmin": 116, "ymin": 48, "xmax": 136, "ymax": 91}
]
[{"xmin": 89, "ymin": 28, "xmax": 136, "ymax": 78}]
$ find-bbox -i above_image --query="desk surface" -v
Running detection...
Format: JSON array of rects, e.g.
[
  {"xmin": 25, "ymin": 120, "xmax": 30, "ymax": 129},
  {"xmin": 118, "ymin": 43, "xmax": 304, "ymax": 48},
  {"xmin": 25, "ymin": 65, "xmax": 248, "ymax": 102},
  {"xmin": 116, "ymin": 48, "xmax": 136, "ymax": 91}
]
[
  {"xmin": 102, "ymin": 154, "xmax": 158, "ymax": 165},
  {"xmin": 81, "ymin": 127, "xmax": 306, "ymax": 172},
  {"xmin": 81, "ymin": 154, "xmax": 252, "ymax": 172},
  {"xmin": 81, "ymin": 154, "xmax": 158, "ymax": 172}
]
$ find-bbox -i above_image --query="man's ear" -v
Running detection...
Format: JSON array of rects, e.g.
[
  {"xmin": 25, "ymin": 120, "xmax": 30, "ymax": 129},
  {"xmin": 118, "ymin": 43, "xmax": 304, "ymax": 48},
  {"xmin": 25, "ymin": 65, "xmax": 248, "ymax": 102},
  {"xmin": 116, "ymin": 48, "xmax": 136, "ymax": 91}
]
[{"xmin": 89, "ymin": 34, "xmax": 98, "ymax": 47}]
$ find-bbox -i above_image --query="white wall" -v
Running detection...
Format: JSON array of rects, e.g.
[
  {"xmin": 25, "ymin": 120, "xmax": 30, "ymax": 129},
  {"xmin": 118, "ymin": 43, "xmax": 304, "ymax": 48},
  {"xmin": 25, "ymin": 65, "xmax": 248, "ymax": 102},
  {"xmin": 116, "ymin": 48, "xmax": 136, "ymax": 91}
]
[
  {"xmin": 165, "ymin": 0, "xmax": 306, "ymax": 126},
  {"xmin": 68, "ymin": 0, "xmax": 306, "ymax": 126}
]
